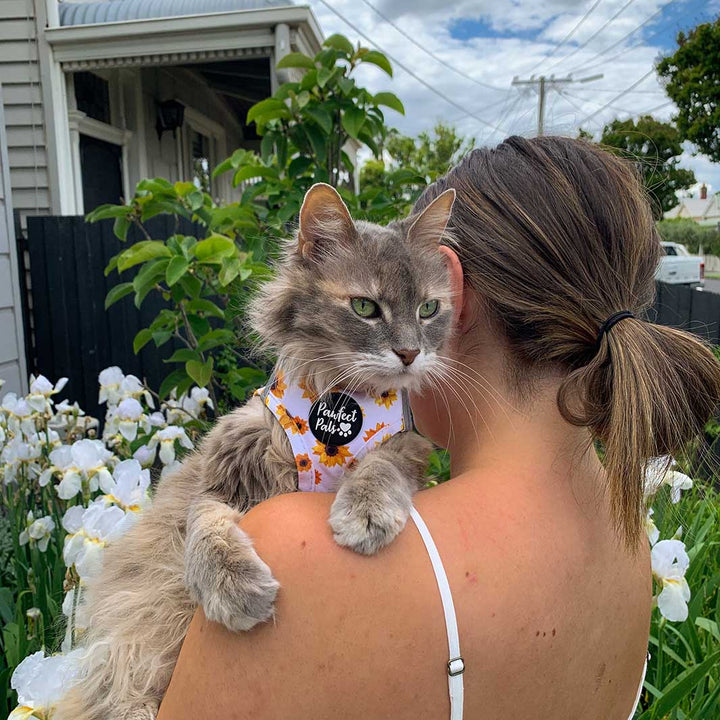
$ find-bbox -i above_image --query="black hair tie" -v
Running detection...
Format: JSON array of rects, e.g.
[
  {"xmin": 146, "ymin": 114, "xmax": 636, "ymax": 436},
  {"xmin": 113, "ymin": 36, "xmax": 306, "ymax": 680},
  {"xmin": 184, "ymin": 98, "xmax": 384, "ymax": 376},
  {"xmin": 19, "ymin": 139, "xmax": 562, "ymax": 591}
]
[{"xmin": 596, "ymin": 310, "xmax": 635, "ymax": 350}]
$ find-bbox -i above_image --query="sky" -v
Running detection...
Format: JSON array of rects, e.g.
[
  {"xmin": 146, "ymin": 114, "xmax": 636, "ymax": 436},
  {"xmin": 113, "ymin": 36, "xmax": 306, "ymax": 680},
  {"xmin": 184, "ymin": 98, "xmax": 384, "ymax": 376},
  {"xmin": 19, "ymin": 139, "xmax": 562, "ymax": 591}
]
[{"xmin": 304, "ymin": 0, "xmax": 720, "ymax": 198}]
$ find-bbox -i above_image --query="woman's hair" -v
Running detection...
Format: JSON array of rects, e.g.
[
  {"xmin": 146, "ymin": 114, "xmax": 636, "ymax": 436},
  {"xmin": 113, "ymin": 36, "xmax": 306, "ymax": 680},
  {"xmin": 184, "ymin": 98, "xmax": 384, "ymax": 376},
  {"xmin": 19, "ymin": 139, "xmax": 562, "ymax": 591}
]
[{"xmin": 415, "ymin": 135, "xmax": 720, "ymax": 548}]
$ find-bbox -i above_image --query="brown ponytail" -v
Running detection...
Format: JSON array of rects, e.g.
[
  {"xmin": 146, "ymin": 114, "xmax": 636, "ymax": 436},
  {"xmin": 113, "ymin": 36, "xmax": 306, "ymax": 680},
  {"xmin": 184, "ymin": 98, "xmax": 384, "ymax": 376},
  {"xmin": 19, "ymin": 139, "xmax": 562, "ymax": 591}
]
[{"xmin": 415, "ymin": 135, "xmax": 720, "ymax": 547}]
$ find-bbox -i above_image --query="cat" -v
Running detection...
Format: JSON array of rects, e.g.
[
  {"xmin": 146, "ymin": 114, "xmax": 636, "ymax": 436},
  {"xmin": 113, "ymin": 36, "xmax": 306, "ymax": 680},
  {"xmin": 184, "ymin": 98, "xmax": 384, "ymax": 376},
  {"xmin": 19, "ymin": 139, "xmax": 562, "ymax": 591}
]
[{"xmin": 53, "ymin": 182, "xmax": 457, "ymax": 720}]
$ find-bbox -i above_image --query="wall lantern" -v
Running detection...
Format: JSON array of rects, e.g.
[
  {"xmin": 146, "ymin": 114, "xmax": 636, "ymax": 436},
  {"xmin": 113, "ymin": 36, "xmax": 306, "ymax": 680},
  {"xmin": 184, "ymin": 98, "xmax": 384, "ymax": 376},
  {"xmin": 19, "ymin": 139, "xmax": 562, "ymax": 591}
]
[{"xmin": 156, "ymin": 99, "xmax": 185, "ymax": 140}]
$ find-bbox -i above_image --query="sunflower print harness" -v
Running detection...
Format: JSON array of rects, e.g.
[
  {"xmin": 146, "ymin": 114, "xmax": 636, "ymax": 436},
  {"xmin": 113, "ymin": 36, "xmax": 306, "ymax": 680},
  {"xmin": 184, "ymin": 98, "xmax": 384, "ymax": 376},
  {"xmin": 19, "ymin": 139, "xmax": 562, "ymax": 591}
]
[{"xmin": 257, "ymin": 370, "xmax": 412, "ymax": 493}]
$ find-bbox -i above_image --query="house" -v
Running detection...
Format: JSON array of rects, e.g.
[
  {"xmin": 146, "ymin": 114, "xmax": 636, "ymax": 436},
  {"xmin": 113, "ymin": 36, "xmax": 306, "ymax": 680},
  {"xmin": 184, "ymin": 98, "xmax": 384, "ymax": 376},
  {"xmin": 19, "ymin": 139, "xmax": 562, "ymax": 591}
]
[
  {"xmin": 0, "ymin": 88, "xmax": 27, "ymax": 397},
  {"xmin": 664, "ymin": 184, "xmax": 720, "ymax": 227},
  {"xmin": 0, "ymin": 0, "xmax": 325, "ymax": 396}
]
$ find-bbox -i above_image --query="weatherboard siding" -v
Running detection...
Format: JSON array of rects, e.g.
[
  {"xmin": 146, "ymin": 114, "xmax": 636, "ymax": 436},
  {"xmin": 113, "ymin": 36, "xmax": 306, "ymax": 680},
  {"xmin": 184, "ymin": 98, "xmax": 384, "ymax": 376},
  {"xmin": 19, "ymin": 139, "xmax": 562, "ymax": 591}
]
[
  {"xmin": 0, "ymin": 0, "xmax": 52, "ymax": 220},
  {"xmin": 0, "ymin": 85, "xmax": 28, "ymax": 395}
]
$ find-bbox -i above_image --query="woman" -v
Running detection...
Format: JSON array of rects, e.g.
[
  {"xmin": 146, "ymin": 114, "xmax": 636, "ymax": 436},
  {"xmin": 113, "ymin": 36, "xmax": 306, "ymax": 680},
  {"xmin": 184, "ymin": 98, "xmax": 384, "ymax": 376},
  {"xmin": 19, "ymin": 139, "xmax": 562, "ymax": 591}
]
[{"xmin": 158, "ymin": 136, "xmax": 720, "ymax": 719}]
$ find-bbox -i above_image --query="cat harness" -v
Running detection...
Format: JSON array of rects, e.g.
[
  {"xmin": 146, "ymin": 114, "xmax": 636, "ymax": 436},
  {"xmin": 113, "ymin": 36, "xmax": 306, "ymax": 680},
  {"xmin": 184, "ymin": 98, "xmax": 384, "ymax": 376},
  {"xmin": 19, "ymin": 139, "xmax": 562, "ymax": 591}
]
[{"xmin": 257, "ymin": 369, "xmax": 411, "ymax": 492}]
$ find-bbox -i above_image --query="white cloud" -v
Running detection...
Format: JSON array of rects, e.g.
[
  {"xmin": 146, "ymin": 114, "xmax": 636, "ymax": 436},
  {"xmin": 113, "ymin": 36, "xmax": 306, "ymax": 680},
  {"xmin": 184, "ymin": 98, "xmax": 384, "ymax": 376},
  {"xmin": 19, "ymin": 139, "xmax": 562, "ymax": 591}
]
[
  {"xmin": 680, "ymin": 144, "xmax": 720, "ymax": 196},
  {"xmin": 307, "ymin": 0, "xmax": 716, "ymax": 185}
]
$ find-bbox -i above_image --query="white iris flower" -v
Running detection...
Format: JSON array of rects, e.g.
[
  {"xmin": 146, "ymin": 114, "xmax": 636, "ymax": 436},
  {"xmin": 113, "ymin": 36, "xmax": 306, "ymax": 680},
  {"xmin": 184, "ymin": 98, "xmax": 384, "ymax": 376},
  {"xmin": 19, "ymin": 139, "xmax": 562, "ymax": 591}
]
[
  {"xmin": 26, "ymin": 375, "xmax": 68, "ymax": 414},
  {"xmin": 651, "ymin": 539, "xmax": 691, "ymax": 622},
  {"xmin": 98, "ymin": 366, "xmax": 125, "ymax": 406},
  {"xmin": 100, "ymin": 458, "xmax": 150, "ymax": 511},
  {"xmin": 105, "ymin": 398, "xmax": 149, "ymax": 443},
  {"xmin": 644, "ymin": 508, "xmax": 659, "ymax": 546},
  {"xmin": 18, "ymin": 511, "xmax": 56, "ymax": 553},
  {"xmin": 9, "ymin": 649, "xmax": 83, "ymax": 720},
  {"xmin": 62, "ymin": 500, "xmax": 136, "ymax": 580},
  {"xmin": 149, "ymin": 425, "xmax": 193, "ymax": 465},
  {"xmin": 49, "ymin": 439, "xmax": 114, "ymax": 500}
]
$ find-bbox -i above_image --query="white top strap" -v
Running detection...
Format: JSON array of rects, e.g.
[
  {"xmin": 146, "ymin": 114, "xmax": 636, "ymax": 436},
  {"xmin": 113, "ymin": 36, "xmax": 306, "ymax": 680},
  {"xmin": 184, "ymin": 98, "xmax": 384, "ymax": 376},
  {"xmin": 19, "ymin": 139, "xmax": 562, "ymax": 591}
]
[
  {"xmin": 409, "ymin": 507, "xmax": 464, "ymax": 720},
  {"xmin": 627, "ymin": 654, "xmax": 649, "ymax": 720}
]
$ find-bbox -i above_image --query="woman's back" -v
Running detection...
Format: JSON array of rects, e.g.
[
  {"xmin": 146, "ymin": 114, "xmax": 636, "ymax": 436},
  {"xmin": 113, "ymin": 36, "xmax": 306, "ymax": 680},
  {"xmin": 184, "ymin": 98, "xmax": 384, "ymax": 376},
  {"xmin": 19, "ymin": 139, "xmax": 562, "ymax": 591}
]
[
  {"xmin": 160, "ymin": 443, "xmax": 651, "ymax": 720},
  {"xmin": 160, "ymin": 135, "xmax": 720, "ymax": 719}
]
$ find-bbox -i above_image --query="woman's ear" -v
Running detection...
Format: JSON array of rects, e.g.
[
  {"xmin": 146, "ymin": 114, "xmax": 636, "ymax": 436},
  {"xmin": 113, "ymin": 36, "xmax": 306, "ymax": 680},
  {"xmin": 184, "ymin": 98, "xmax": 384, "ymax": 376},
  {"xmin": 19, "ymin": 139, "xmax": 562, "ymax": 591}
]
[{"xmin": 438, "ymin": 245, "xmax": 465, "ymax": 330}]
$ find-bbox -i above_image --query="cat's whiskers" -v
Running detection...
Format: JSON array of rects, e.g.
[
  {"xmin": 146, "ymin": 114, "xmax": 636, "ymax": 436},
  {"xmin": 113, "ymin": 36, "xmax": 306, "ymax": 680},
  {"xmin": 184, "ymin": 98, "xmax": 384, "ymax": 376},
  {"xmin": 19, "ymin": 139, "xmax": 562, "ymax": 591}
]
[
  {"xmin": 276, "ymin": 352, "xmax": 359, "ymax": 389},
  {"xmin": 430, "ymin": 364, "xmax": 488, "ymax": 446},
  {"xmin": 315, "ymin": 364, "xmax": 366, "ymax": 398},
  {"xmin": 426, "ymin": 368, "xmax": 458, "ymax": 451},
  {"xmin": 434, "ymin": 358, "xmax": 515, "ymax": 430},
  {"xmin": 436, "ymin": 355, "xmax": 513, "ymax": 410}
]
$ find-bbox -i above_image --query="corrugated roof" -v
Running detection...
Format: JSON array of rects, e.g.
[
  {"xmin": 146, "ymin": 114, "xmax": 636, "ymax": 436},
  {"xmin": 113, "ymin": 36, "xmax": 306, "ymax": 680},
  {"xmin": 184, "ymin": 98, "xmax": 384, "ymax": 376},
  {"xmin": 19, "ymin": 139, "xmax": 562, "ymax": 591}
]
[
  {"xmin": 59, "ymin": 0, "xmax": 291, "ymax": 26},
  {"xmin": 664, "ymin": 196, "xmax": 720, "ymax": 220}
]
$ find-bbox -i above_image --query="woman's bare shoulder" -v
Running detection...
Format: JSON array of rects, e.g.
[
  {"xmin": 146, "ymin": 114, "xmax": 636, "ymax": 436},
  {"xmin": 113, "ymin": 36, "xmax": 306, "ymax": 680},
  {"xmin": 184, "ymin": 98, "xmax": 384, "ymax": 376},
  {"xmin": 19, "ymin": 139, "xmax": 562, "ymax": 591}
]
[{"xmin": 158, "ymin": 491, "xmax": 452, "ymax": 719}]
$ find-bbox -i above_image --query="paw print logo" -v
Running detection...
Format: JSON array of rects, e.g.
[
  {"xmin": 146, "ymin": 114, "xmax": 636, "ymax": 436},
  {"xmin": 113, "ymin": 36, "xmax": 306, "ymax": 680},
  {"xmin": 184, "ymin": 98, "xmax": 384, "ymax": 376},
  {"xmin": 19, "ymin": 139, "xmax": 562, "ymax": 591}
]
[{"xmin": 338, "ymin": 421, "xmax": 353, "ymax": 438}]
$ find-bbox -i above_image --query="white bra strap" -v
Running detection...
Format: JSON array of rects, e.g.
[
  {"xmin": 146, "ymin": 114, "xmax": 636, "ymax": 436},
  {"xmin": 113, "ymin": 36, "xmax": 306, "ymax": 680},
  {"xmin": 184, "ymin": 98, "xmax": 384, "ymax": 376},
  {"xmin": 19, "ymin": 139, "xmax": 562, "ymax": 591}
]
[{"xmin": 410, "ymin": 507, "xmax": 464, "ymax": 720}]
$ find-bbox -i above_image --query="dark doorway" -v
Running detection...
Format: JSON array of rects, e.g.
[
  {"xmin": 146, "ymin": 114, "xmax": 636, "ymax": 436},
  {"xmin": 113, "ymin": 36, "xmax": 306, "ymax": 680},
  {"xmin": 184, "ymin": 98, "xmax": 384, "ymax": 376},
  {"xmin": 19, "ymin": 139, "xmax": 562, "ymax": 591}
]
[{"xmin": 80, "ymin": 134, "xmax": 123, "ymax": 211}]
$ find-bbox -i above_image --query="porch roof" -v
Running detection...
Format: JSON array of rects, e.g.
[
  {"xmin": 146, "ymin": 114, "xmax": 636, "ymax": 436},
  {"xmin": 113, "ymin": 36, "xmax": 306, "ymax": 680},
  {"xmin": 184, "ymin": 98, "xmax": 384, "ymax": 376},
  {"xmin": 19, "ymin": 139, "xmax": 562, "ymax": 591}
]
[
  {"xmin": 46, "ymin": 4, "xmax": 324, "ymax": 71},
  {"xmin": 58, "ymin": 0, "xmax": 288, "ymax": 26}
]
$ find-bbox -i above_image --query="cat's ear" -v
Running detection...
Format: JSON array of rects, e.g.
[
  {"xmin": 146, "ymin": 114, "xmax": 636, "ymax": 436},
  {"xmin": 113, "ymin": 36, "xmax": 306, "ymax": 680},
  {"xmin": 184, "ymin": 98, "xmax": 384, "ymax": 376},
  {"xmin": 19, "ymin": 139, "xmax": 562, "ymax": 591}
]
[
  {"xmin": 407, "ymin": 188, "xmax": 456, "ymax": 246},
  {"xmin": 297, "ymin": 183, "xmax": 356, "ymax": 260}
]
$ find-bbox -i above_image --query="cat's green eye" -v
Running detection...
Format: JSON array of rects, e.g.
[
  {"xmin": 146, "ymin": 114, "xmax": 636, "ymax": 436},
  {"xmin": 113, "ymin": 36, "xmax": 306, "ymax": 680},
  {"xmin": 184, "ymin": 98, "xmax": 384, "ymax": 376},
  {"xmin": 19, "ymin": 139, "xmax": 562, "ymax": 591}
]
[
  {"xmin": 419, "ymin": 299, "xmax": 439, "ymax": 319},
  {"xmin": 351, "ymin": 297, "xmax": 380, "ymax": 319}
]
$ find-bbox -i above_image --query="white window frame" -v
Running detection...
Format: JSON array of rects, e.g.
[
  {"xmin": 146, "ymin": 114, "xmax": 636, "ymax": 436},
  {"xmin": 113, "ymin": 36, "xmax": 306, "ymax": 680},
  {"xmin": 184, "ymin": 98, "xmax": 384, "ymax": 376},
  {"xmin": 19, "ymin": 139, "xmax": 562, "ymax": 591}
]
[
  {"xmin": 181, "ymin": 105, "xmax": 230, "ymax": 202},
  {"xmin": 66, "ymin": 72, "xmax": 133, "ymax": 214}
]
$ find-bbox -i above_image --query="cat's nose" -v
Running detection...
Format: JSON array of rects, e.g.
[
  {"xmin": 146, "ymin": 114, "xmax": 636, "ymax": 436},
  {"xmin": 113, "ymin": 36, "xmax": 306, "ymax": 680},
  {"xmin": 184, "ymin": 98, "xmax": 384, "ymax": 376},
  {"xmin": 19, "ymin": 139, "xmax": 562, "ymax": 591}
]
[{"xmin": 393, "ymin": 348, "xmax": 420, "ymax": 366}]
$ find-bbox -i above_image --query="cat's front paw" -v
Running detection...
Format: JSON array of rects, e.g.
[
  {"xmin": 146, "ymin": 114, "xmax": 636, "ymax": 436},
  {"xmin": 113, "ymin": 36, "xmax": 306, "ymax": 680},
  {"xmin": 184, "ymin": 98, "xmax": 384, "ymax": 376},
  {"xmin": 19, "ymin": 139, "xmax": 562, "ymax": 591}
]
[
  {"xmin": 329, "ymin": 483, "xmax": 411, "ymax": 555},
  {"xmin": 185, "ymin": 526, "xmax": 280, "ymax": 632}
]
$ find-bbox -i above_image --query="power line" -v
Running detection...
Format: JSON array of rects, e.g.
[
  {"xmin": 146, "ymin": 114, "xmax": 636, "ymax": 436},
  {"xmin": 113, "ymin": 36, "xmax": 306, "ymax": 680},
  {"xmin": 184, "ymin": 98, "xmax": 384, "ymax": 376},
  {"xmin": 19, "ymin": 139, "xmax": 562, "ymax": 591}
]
[
  {"xmin": 578, "ymin": 68, "xmax": 655, "ymax": 125},
  {"xmin": 313, "ymin": 0, "xmax": 508, "ymax": 135},
  {"xmin": 542, "ymin": 0, "xmax": 639, "ymax": 75},
  {"xmin": 526, "ymin": 0, "xmax": 603, "ymax": 75},
  {"xmin": 560, "ymin": 89, "xmax": 634, "ymax": 116},
  {"xmin": 570, "ymin": 87, "xmax": 666, "ymax": 94},
  {"xmin": 445, "ymin": 92, "xmax": 522, "ymax": 126},
  {"xmin": 512, "ymin": 72, "xmax": 603, "ymax": 135},
  {"xmin": 355, "ymin": 0, "xmax": 507, "ymax": 92},
  {"xmin": 558, "ymin": 90, "xmax": 674, "ymax": 135},
  {"xmin": 495, "ymin": 94, "xmax": 524, "ymax": 133},
  {"xmin": 568, "ymin": 0, "xmax": 677, "ymax": 76}
]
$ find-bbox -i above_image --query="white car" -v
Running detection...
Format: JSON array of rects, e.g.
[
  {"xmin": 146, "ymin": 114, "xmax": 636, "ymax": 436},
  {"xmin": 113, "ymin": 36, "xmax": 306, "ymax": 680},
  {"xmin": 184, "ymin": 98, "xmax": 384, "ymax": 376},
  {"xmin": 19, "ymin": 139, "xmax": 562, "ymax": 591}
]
[{"xmin": 656, "ymin": 242, "xmax": 704, "ymax": 287}]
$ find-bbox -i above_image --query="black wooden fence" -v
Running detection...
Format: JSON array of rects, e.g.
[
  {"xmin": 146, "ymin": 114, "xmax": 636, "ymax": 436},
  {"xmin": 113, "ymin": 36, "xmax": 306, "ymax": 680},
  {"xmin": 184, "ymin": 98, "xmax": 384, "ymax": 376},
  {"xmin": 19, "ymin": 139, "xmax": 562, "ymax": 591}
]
[
  {"xmin": 16, "ymin": 213, "xmax": 720, "ymax": 420},
  {"xmin": 650, "ymin": 281, "xmax": 720, "ymax": 345},
  {"xmin": 21, "ymin": 216, "xmax": 189, "ymax": 419}
]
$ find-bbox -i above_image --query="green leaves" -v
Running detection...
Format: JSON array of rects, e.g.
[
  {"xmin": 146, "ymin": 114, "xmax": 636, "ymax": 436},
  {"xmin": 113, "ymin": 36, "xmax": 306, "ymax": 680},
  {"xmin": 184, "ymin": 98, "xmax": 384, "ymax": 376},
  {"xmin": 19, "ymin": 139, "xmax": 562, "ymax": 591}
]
[
  {"xmin": 657, "ymin": 19, "xmax": 720, "ymax": 162},
  {"xmin": 117, "ymin": 241, "xmax": 171, "ymax": 273},
  {"xmin": 275, "ymin": 51, "xmax": 316, "ymax": 70},
  {"xmin": 342, "ymin": 107, "xmax": 366, "ymax": 140},
  {"xmin": 193, "ymin": 234, "xmax": 236, "ymax": 263},
  {"xmin": 133, "ymin": 328, "xmax": 153, "ymax": 354},
  {"xmin": 637, "ymin": 650, "xmax": 720, "ymax": 719},
  {"xmin": 85, "ymin": 204, "xmax": 133, "ymax": 222},
  {"xmin": 165, "ymin": 256, "xmax": 189, "ymax": 286},
  {"xmin": 94, "ymin": 31, "xmax": 401, "ymax": 411},
  {"xmin": 186, "ymin": 358, "xmax": 213, "ymax": 387},
  {"xmin": 104, "ymin": 282, "xmax": 134, "ymax": 310},
  {"xmin": 324, "ymin": 34, "xmax": 354, "ymax": 56},
  {"xmin": 247, "ymin": 98, "xmax": 291, "ymax": 127},
  {"xmin": 373, "ymin": 92, "xmax": 405, "ymax": 115},
  {"xmin": 361, "ymin": 50, "xmax": 393, "ymax": 76}
]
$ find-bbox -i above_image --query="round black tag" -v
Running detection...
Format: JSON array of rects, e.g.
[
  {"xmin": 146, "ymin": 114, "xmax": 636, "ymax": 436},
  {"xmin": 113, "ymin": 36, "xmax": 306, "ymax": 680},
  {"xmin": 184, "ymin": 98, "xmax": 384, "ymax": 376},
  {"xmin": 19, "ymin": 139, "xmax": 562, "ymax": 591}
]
[{"xmin": 308, "ymin": 392, "xmax": 363, "ymax": 446}]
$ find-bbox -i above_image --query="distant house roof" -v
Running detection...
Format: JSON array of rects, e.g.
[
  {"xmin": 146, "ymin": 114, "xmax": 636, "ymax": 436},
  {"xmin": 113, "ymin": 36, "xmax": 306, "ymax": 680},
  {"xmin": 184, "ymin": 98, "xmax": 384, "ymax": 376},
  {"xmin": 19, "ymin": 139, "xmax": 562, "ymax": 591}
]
[
  {"xmin": 59, "ymin": 0, "xmax": 289, "ymax": 26},
  {"xmin": 664, "ymin": 195, "xmax": 720, "ymax": 225}
]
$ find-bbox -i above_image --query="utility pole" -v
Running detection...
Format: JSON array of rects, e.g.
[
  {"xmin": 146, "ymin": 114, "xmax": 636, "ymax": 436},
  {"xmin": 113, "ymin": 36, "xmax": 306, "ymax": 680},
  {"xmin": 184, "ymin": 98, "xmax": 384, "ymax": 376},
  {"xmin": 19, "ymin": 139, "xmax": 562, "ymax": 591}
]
[{"xmin": 511, "ymin": 73, "xmax": 603, "ymax": 136}]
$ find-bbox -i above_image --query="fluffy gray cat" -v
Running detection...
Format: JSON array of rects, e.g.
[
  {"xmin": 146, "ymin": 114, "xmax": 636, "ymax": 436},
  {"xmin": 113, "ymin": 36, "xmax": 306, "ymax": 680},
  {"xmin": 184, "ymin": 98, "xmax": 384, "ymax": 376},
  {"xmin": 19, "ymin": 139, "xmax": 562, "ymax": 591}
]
[{"xmin": 54, "ymin": 183, "xmax": 456, "ymax": 720}]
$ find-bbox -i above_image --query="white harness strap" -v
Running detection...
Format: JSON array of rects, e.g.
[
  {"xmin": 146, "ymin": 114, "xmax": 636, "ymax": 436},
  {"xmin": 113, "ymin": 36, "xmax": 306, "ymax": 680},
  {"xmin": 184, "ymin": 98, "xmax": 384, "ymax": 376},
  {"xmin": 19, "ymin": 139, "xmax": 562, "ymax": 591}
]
[{"xmin": 410, "ymin": 507, "xmax": 464, "ymax": 720}]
